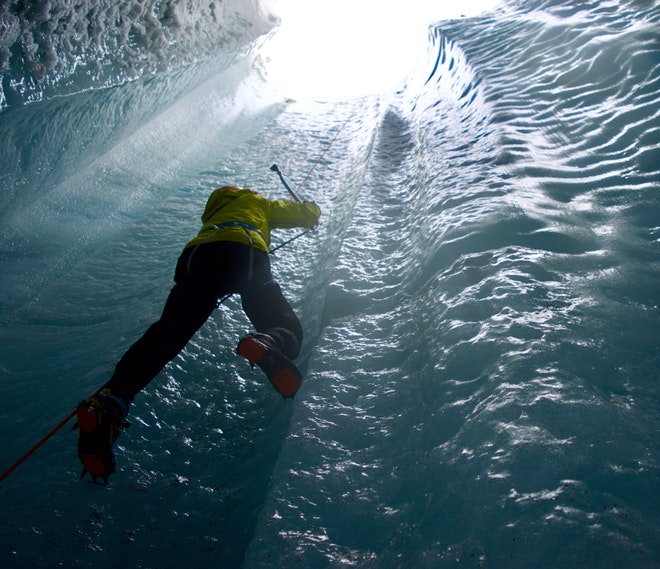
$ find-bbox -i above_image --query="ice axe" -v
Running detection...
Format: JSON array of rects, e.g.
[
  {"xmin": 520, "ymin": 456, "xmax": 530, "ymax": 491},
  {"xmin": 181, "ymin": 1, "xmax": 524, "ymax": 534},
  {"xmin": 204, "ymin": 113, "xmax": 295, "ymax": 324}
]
[{"xmin": 270, "ymin": 164, "xmax": 302, "ymax": 202}]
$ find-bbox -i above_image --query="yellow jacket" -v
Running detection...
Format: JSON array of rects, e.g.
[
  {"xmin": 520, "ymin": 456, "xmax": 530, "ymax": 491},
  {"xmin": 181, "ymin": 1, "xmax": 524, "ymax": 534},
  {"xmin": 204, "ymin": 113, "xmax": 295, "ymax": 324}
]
[{"xmin": 184, "ymin": 187, "xmax": 321, "ymax": 253}]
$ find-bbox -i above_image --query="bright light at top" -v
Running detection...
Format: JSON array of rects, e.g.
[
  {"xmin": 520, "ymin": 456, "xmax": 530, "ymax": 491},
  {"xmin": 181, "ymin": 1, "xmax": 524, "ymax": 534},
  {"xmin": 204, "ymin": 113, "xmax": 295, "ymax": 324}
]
[{"xmin": 259, "ymin": 0, "xmax": 502, "ymax": 102}]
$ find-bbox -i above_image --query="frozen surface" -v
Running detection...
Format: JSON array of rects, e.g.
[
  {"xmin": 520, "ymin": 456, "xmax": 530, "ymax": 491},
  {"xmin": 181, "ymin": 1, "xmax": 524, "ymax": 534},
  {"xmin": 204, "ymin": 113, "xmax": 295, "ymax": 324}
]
[{"xmin": 0, "ymin": 0, "xmax": 658, "ymax": 567}]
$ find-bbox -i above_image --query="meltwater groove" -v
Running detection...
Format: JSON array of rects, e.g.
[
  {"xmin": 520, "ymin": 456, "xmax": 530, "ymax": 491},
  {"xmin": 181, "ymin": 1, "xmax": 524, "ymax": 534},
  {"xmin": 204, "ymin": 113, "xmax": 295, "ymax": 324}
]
[{"xmin": 243, "ymin": 1, "xmax": 659, "ymax": 567}]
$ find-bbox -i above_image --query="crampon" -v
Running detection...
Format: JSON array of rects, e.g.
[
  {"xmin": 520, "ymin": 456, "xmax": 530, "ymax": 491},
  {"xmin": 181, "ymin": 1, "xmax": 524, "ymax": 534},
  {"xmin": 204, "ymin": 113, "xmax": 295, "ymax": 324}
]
[
  {"xmin": 75, "ymin": 393, "xmax": 129, "ymax": 485},
  {"xmin": 236, "ymin": 333, "xmax": 303, "ymax": 398}
]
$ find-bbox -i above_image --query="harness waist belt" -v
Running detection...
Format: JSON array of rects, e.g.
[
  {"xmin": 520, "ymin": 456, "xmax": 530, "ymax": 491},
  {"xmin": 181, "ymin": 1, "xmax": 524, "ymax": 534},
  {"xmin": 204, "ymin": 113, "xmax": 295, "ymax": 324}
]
[
  {"xmin": 188, "ymin": 220, "xmax": 266, "ymax": 281},
  {"xmin": 202, "ymin": 220, "xmax": 265, "ymax": 242}
]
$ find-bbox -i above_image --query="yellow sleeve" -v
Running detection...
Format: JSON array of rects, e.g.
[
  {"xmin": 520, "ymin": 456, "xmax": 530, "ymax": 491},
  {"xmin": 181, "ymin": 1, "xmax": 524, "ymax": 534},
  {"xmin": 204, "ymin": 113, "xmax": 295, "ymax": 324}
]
[{"xmin": 268, "ymin": 200, "xmax": 321, "ymax": 229}]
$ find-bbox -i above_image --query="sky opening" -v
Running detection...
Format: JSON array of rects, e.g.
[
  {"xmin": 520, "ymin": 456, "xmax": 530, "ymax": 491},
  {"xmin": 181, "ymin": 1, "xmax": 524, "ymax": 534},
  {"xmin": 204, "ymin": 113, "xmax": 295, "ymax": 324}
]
[{"xmin": 259, "ymin": 0, "xmax": 503, "ymax": 101}]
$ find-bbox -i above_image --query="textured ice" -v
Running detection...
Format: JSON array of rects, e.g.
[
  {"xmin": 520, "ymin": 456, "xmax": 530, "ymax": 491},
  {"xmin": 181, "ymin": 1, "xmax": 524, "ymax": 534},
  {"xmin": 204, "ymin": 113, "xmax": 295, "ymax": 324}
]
[{"xmin": 0, "ymin": 0, "xmax": 658, "ymax": 568}]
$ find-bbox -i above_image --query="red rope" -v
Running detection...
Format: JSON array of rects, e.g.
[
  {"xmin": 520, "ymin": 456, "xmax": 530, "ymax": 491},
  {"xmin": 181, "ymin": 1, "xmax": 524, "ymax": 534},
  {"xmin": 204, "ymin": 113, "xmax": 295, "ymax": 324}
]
[
  {"xmin": 294, "ymin": 106, "xmax": 357, "ymax": 195},
  {"xmin": 0, "ymin": 385, "xmax": 103, "ymax": 483}
]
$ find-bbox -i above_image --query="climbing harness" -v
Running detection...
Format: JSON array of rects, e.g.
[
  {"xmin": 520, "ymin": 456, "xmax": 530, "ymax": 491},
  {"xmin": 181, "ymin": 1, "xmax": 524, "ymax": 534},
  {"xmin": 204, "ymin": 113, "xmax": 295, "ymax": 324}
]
[
  {"xmin": 186, "ymin": 219, "xmax": 267, "ymax": 310},
  {"xmin": 186, "ymin": 220, "xmax": 266, "ymax": 281}
]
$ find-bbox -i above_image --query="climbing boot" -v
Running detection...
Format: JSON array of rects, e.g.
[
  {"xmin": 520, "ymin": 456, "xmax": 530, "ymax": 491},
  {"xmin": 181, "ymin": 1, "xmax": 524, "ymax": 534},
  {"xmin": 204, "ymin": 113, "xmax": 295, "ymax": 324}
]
[
  {"xmin": 75, "ymin": 391, "xmax": 128, "ymax": 485},
  {"xmin": 236, "ymin": 333, "xmax": 303, "ymax": 398}
]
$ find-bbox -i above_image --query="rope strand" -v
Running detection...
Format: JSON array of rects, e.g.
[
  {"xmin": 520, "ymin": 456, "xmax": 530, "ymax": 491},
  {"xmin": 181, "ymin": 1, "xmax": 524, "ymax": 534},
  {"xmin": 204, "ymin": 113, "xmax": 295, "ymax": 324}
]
[
  {"xmin": 0, "ymin": 386, "xmax": 103, "ymax": 483},
  {"xmin": 294, "ymin": 106, "xmax": 357, "ymax": 196},
  {"xmin": 268, "ymin": 104, "xmax": 357, "ymax": 253}
]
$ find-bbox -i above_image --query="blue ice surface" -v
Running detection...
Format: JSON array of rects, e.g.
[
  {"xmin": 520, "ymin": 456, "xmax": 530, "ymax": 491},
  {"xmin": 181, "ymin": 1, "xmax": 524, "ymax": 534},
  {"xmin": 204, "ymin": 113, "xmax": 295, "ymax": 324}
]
[{"xmin": 0, "ymin": 0, "xmax": 658, "ymax": 567}]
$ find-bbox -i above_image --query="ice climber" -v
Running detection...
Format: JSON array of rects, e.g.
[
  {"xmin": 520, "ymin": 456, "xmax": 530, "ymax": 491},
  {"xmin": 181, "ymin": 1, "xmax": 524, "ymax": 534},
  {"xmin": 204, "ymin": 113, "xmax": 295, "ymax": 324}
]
[{"xmin": 75, "ymin": 185, "xmax": 321, "ymax": 484}]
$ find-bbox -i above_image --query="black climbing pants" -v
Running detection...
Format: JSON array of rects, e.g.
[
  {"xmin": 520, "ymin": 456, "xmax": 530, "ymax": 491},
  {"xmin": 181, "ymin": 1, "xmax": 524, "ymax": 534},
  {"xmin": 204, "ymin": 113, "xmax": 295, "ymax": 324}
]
[{"xmin": 104, "ymin": 241, "xmax": 303, "ymax": 403}]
